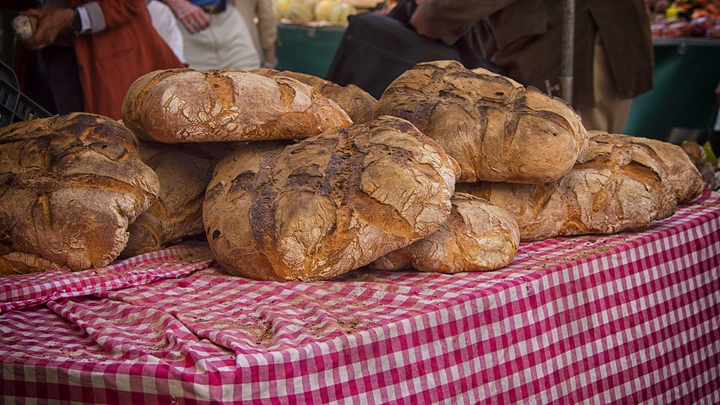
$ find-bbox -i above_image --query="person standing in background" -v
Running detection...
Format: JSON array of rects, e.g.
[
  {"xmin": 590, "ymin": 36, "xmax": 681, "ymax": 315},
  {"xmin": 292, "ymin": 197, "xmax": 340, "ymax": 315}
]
[
  {"xmin": 147, "ymin": 0, "xmax": 186, "ymax": 63},
  {"xmin": 161, "ymin": 0, "xmax": 277, "ymax": 72},
  {"xmin": 10, "ymin": 0, "xmax": 185, "ymax": 120},
  {"xmin": 410, "ymin": 0, "xmax": 654, "ymax": 134}
]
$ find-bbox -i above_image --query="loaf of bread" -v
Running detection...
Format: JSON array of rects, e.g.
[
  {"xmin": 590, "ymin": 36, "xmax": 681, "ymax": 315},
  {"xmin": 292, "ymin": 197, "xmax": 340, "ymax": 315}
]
[
  {"xmin": 203, "ymin": 116, "xmax": 459, "ymax": 281},
  {"xmin": 0, "ymin": 113, "xmax": 160, "ymax": 275},
  {"xmin": 120, "ymin": 140, "xmax": 238, "ymax": 258},
  {"xmin": 370, "ymin": 193, "xmax": 519, "ymax": 273},
  {"xmin": 587, "ymin": 131, "xmax": 704, "ymax": 204},
  {"xmin": 374, "ymin": 60, "xmax": 588, "ymax": 184},
  {"xmin": 456, "ymin": 132, "xmax": 703, "ymax": 241},
  {"xmin": 253, "ymin": 68, "xmax": 377, "ymax": 124},
  {"xmin": 121, "ymin": 68, "xmax": 353, "ymax": 144}
]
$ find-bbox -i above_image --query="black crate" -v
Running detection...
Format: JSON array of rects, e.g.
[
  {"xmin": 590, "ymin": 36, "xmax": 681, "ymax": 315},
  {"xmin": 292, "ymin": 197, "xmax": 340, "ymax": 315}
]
[{"xmin": 0, "ymin": 61, "xmax": 51, "ymax": 127}]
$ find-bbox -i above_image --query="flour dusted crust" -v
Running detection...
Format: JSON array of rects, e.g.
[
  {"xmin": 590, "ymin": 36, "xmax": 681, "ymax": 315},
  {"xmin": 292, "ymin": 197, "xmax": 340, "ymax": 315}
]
[
  {"xmin": 0, "ymin": 113, "xmax": 159, "ymax": 274},
  {"xmin": 121, "ymin": 140, "xmax": 239, "ymax": 257},
  {"xmin": 121, "ymin": 68, "xmax": 352, "ymax": 143},
  {"xmin": 253, "ymin": 68, "xmax": 378, "ymax": 124},
  {"xmin": 456, "ymin": 132, "xmax": 702, "ymax": 241},
  {"xmin": 370, "ymin": 193, "xmax": 519, "ymax": 273},
  {"xmin": 374, "ymin": 60, "xmax": 588, "ymax": 184},
  {"xmin": 203, "ymin": 116, "xmax": 459, "ymax": 281}
]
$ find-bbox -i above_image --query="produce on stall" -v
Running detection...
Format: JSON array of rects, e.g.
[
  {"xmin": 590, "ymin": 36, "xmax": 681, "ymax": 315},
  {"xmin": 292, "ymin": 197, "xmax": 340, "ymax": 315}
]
[
  {"xmin": 647, "ymin": 0, "xmax": 720, "ymax": 37},
  {"xmin": 273, "ymin": 0, "xmax": 381, "ymax": 26},
  {"xmin": 0, "ymin": 113, "xmax": 160, "ymax": 274}
]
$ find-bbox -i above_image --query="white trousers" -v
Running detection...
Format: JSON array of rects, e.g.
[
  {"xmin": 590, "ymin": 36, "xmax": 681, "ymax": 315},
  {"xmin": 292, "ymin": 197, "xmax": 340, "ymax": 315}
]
[
  {"xmin": 577, "ymin": 37, "xmax": 634, "ymax": 134},
  {"xmin": 179, "ymin": 5, "xmax": 261, "ymax": 72}
]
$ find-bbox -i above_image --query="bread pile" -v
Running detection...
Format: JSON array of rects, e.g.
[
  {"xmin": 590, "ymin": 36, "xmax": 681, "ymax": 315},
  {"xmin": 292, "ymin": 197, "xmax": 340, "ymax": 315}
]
[
  {"xmin": 0, "ymin": 62, "xmax": 704, "ymax": 279},
  {"xmin": 374, "ymin": 60, "xmax": 703, "ymax": 242}
]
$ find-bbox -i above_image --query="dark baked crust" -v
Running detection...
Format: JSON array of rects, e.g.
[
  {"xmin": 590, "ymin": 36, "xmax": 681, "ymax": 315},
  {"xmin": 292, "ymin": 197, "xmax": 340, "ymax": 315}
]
[{"xmin": 0, "ymin": 113, "xmax": 159, "ymax": 274}]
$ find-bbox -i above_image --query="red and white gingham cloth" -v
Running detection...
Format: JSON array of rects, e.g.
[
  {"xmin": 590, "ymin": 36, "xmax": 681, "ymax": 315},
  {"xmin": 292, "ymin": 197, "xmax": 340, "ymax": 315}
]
[{"xmin": 1, "ymin": 190, "xmax": 719, "ymax": 404}]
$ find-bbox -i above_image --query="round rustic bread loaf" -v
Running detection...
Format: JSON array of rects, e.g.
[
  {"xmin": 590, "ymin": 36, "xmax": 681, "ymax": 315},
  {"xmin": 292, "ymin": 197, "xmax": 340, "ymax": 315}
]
[
  {"xmin": 121, "ymin": 68, "xmax": 353, "ymax": 143},
  {"xmin": 121, "ymin": 140, "xmax": 238, "ymax": 258},
  {"xmin": 374, "ymin": 60, "xmax": 588, "ymax": 184},
  {"xmin": 456, "ymin": 132, "xmax": 701, "ymax": 241},
  {"xmin": 253, "ymin": 68, "xmax": 377, "ymax": 124},
  {"xmin": 0, "ymin": 113, "xmax": 160, "ymax": 274},
  {"xmin": 203, "ymin": 116, "xmax": 459, "ymax": 281},
  {"xmin": 370, "ymin": 193, "xmax": 519, "ymax": 273},
  {"xmin": 586, "ymin": 131, "xmax": 704, "ymax": 204}
]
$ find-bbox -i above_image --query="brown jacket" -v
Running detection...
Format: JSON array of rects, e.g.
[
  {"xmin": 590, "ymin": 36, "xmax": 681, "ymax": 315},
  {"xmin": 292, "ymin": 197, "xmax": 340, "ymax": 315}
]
[
  {"xmin": 15, "ymin": 0, "xmax": 185, "ymax": 120},
  {"xmin": 424, "ymin": 0, "xmax": 654, "ymax": 110}
]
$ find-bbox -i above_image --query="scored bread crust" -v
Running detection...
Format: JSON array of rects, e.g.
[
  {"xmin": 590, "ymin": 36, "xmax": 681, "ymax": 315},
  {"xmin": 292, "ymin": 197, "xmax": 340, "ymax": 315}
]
[
  {"xmin": 203, "ymin": 116, "xmax": 458, "ymax": 282},
  {"xmin": 0, "ymin": 113, "xmax": 159, "ymax": 274},
  {"xmin": 374, "ymin": 60, "xmax": 588, "ymax": 184},
  {"xmin": 456, "ymin": 132, "xmax": 702, "ymax": 241},
  {"xmin": 252, "ymin": 68, "xmax": 378, "ymax": 124},
  {"xmin": 121, "ymin": 68, "xmax": 353, "ymax": 144},
  {"xmin": 370, "ymin": 193, "xmax": 519, "ymax": 273}
]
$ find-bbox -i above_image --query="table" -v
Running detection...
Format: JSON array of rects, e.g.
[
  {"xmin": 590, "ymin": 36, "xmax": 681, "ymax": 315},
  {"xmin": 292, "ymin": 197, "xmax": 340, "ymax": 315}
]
[
  {"xmin": 624, "ymin": 38, "xmax": 720, "ymax": 141},
  {"xmin": 275, "ymin": 24, "xmax": 346, "ymax": 79},
  {"xmin": 1, "ymin": 189, "xmax": 719, "ymax": 404}
]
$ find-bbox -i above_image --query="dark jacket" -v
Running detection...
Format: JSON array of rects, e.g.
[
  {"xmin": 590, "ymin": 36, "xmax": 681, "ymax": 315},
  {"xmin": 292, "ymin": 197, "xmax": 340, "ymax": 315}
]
[{"xmin": 424, "ymin": 0, "xmax": 654, "ymax": 110}]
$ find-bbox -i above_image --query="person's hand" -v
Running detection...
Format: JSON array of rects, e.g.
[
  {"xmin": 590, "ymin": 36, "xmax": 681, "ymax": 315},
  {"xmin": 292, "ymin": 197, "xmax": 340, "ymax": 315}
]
[
  {"xmin": 409, "ymin": 1, "xmax": 439, "ymax": 40},
  {"xmin": 21, "ymin": 8, "xmax": 74, "ymax": 50},
  {"xmin": 262, "ymin": 47, "xmax": 277, "ymax": 69},
  {"xmin": 163, "ymin": 0, "xmax": 210, "ymax": 34}
]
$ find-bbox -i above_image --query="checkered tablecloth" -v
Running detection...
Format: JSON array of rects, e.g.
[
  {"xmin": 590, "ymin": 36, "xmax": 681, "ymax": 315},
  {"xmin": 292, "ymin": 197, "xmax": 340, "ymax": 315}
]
[{"xmin": 1, "ymin": 190, "xmax": 719, "ymax": 404}]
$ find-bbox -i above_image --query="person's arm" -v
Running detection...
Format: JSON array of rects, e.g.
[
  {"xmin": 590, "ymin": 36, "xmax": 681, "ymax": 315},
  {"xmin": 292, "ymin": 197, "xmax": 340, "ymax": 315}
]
[
  {"xmin": 411, "ymin": 0, "xmax": 517, "ymax": 45},
  {"xmin": 20, "ymin": 0, "xmax": 154, "ymax": 50},
  {"xmin": 20, "ymin": 7, "xmax": 74, "ymax": 50},
  {"xmin": 255, "ymin": 0, "xmax": 278, "ymax": 68},
  {"xmin": 160, "ymin": 0, "xmax": 210, "ymax": 33}
]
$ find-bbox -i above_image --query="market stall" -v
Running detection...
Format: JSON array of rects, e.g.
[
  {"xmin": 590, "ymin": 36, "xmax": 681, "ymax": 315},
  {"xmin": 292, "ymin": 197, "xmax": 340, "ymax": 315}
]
[
  {"xmin": 2, "ymin": 189, "xmax": 719, "ymax": 403},
  {"xmin": 624, "ymin": 37, "xmax": 720, "ymax": 141}
]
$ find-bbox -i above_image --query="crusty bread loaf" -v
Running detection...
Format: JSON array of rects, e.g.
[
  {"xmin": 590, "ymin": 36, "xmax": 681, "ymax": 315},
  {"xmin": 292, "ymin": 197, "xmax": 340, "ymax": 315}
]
[
  {"xmin": 253, "ymin": 68, "xmax": 377, "ymax": 124},
  {"xmin": 370, "ymin": 193, "xmax": 519, "ymax": 273},
  {"xmin": 121, "ymin": 68, "xmax": 353, "ymax": 143},
  {"xmin": 203, "ymin": 116, "xmax": 459, "ymax": 281},
  {"xmin": 0, "ymin": 113, "xmax": 159, "ymax": 274},
  {"xmin": 587, "ymin": 131, "xmax": 704, "ymax": 203},
  {"xmin": 120, "ymin": 140, "xmax": 239, "ymax": 258},
  {"xmin": 456, "ymin": 132, "xmax": 702, "ymax": 241},
  {"xmin": 374, "ymin": 60, "xmax": 588, "ymax": 184}
]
